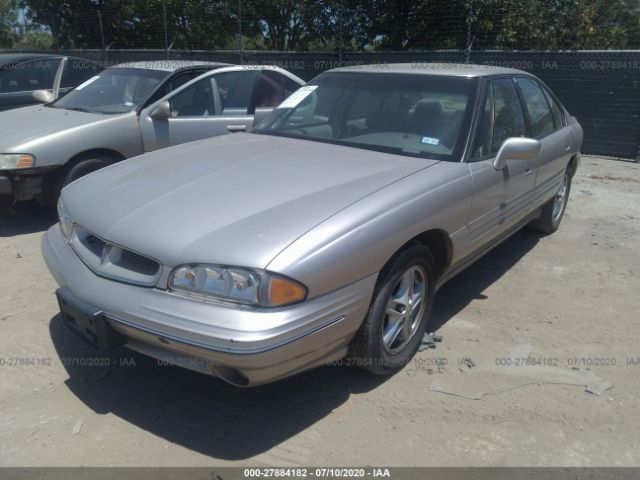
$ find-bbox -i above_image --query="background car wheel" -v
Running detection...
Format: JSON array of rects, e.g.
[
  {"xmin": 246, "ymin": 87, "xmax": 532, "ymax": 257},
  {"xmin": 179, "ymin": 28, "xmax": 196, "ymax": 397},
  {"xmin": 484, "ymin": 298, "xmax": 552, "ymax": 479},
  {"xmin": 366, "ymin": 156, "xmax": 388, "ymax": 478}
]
[
  {"xmin": 349, "ymin": 243, "xmax": 436, "ymax": 375},
  {"xmin": 528, "ymin": 166, "xmax": 572, "ymax": 234},
  {"xmin": 44, "ymin": 156, "xmax": 113, "ymax": 206}
]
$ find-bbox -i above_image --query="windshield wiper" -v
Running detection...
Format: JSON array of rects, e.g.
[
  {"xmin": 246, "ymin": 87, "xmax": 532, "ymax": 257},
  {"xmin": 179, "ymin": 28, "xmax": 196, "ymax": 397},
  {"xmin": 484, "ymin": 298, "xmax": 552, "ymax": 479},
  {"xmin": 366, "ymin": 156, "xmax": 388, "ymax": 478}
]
[{"xmin": 65, "ymin": 106, "xmax": 92, "ymax": 113}]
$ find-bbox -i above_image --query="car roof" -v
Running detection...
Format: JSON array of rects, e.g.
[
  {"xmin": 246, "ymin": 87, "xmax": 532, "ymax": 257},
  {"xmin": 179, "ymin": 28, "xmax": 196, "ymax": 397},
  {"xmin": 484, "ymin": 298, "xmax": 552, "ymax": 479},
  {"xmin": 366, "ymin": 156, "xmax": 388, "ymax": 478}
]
[
  {"xmin": 111, "ymin": 60, "xmax": 231, "ymax": 72},
  {"xmin": 329, "ymin": 62, "xmax": 529, "ymax": 77},
  {"xmin": 0, "ymin": 53, "xmax": 62, "ymax": 67}
]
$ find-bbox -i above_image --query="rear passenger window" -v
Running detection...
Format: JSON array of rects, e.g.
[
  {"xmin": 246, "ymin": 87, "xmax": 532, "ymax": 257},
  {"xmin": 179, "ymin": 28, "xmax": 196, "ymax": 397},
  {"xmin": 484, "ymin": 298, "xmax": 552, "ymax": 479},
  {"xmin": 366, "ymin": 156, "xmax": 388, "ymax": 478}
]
[
  {"xmin": 542, "ymin": 86, "xmax": 564, "ymax": 128},
  {"xmin": 491, "ymin": 78, "xmax": 526, "ymax": 154},
  {"xmin": 254, "ymin": 70, "xmax": 298, "ymax": 108},
  {"xmin": 515, "ymin": 77, "xmax": 555, "ymax": 137}
]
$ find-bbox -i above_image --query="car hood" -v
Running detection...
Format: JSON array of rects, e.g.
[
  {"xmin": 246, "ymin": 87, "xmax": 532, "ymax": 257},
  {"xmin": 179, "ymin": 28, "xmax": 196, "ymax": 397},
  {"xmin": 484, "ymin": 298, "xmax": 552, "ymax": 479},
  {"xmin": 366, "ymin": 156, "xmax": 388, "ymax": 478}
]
[
  {"xmin": 64, "ymin": 133, "xmax": 439, "ymax": 269},
  {"xmin": 0, "ymin": 105, "xmax": 103, "ymax": 151}
]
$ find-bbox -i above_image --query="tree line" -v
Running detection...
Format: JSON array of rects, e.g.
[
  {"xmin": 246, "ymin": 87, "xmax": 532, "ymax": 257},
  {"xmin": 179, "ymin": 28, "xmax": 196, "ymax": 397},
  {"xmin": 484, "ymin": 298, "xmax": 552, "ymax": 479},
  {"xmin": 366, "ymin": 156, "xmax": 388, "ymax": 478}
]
[{"xmin": 2, "ymin": 0, "xmax": 640, "ymax": 51}]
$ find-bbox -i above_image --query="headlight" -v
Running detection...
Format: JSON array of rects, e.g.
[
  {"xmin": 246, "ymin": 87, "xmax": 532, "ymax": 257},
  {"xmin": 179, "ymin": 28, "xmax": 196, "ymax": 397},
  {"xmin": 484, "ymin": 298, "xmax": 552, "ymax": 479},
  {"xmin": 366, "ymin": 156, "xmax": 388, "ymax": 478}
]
[
  {"xmin": 169, "ymin": 264, "xmax": 307, "ymax": 307},
  {"xmin": 57, "ymin": 197, "xmax": 73, "ymax": 239},
  {"xmin": 0, "ymin": 153, "xmax": 34, "ymax": 170}
]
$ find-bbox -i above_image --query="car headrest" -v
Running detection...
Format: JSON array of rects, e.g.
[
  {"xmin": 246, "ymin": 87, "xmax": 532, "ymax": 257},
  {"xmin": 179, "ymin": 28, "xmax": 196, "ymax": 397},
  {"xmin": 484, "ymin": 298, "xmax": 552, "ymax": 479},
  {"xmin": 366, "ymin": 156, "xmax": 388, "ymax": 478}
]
[{"xmin": 412, "ymin": 100, "xmax": 443, "ymax": 120}]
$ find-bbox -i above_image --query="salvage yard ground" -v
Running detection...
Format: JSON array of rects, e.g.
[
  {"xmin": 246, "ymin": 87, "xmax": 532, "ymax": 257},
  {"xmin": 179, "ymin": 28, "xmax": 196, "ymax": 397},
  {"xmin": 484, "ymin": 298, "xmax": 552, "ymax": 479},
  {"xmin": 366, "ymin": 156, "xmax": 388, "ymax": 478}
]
[{"xmin": 1, "ymin": 156, "xmax": 639, "ymax": 466}]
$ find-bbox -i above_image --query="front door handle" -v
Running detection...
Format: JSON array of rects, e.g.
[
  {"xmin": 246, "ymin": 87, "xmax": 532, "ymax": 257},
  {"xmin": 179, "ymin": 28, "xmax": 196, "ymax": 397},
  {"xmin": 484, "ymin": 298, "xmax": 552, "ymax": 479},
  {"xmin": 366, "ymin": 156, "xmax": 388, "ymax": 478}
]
[
  {"xmin": 525, "ymin": 164, "xmax": 534, "ymax": 175},
  {"xmin": 226, "ymin": 124, "xmax": 247, "ymax": 133}
]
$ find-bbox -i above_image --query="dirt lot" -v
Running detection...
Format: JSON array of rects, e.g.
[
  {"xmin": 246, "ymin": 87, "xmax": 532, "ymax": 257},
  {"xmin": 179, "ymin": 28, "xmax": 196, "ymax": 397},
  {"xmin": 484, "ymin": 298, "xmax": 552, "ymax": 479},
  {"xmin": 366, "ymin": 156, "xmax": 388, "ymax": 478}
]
[{"xmin": 1, "ymin": 155, "xmax": 639, "ymax": 467}]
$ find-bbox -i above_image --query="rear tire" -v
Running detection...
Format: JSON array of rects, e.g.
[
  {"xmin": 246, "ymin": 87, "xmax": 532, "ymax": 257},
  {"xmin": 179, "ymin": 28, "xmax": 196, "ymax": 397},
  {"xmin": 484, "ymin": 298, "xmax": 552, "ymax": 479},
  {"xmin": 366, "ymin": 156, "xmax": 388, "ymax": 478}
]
[
  {"xmin": 349, "ymin": 243, "xmax": 436, "ymax": 375},
  {"xmin": 44, "ymin": 157, "xmax": 113, "ymax": 206},
  {"xmin": 528, "ymin": 167, "xmax": 572, "ymax": 234}
]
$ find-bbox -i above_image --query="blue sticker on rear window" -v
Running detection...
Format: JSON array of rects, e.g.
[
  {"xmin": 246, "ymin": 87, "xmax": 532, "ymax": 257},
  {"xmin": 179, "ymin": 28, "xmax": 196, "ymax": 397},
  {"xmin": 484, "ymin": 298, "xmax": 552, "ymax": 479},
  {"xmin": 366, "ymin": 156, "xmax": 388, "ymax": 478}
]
[{"xmin": 421, "ymin": 136, "xmax": 440, "ymax": 146}]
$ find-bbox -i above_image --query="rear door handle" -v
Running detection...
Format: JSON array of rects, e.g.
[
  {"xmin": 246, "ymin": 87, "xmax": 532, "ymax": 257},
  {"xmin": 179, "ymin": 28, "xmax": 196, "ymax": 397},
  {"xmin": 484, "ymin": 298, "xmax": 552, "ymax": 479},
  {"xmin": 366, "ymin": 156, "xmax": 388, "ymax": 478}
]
[
  {"xmin": 226, "ymin": 124, "xmax": 247, "ymax": 133},
  {"xmin": 564, "ymin": 143, "xmax": 571, "ymax": 151},
  {"xmin": 525, "ymin": 164, "xmax": 534, "ymax": 175}
]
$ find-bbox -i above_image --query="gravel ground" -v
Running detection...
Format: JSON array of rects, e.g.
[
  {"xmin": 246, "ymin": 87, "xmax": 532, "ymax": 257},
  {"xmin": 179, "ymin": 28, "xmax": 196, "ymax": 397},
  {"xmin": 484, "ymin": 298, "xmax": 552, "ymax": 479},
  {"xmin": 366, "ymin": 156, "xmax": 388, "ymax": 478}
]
[{"xmin": 0, "ymin": 155, "xmax": 639, "ymax": 467}]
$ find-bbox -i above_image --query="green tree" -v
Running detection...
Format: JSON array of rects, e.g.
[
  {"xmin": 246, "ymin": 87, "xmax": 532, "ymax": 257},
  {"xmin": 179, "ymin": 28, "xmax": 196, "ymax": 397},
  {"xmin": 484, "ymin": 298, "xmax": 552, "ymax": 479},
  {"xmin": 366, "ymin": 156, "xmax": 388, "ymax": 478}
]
[
  {"xmin": 0, "ymin": 0, "xmax": 19, "ymax": 48},
  {"xmin": 19, "ymin": 29, "xmax": 54, "ymax": 49}
]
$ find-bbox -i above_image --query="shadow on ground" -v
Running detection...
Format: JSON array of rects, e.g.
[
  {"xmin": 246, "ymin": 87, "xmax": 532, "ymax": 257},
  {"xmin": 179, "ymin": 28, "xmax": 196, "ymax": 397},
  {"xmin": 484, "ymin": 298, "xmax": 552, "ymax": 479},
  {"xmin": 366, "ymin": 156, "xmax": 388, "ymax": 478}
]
[
  {"xmin": 429, "ymin": 229, "xmax": 540, "ymax": 331},
  {"xmin": 0, "ymin": 201, "xmax": 57, "ymax": 237},
  {"xmin": 48, "ymin": 229, "xmax": 540, "ymax": 460}
]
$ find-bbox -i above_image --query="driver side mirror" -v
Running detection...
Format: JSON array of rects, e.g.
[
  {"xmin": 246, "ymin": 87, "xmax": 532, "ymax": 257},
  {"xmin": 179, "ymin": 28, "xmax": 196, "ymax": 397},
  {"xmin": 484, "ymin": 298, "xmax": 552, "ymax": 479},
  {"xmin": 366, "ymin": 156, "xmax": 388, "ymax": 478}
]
[
  {"xmin": 32, "ymin": 89, "xmax": 54, "ymax": 104},
  {"xmin": 493, "ymin": 137, "xmax": 541, "ymax": 170},
  {"xmin": 150, "ymin": 100, "xmax": 171, "ymax": 120}
]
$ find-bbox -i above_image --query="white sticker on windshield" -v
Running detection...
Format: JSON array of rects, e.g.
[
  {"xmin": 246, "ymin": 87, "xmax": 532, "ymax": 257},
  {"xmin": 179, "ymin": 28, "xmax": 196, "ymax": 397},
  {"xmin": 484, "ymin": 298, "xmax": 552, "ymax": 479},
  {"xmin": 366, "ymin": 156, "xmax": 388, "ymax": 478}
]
[
  {"xmin": 420, "ymin": 136, "xmax": 440, "ymax": 146},
  {"xmin": 277, "ymin": 85, "xmax": 318, "ymax": 109},
  {"xmin": 74, "ymin": 75, "xmax": 100, "ymax": 91}
]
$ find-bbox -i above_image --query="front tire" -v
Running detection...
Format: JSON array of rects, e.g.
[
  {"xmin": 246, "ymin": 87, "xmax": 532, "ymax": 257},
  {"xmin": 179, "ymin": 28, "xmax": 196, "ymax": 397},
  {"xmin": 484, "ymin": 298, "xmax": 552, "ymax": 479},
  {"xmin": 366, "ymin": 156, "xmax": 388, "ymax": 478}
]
[{"xmin": 350, "ymin": 243, "xmax": 436, "ymax": 375}]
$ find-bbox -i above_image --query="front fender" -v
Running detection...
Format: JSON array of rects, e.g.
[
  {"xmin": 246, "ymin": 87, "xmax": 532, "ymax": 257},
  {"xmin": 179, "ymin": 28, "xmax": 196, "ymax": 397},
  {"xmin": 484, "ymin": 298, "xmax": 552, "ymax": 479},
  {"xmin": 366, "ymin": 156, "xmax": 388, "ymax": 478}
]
[
  {"xmin": 17, "ymin": 113, "xmax": 143, "ymax": 168},
  {"xmin": 267, "ymin": 162, "xmax": 473, "ymax": 298}
]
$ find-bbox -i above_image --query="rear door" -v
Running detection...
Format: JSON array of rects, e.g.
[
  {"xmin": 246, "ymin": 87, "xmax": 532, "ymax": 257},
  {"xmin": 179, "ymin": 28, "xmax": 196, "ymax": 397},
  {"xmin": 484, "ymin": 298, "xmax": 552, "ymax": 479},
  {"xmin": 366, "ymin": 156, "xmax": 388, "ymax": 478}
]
[
  {"xmin": 0, "ymin": 58, "xmax": 61, "ymax": 111},
  {"xmin": 139, "ymin": 68, "xmax": 259, "ymax": 151},
  {"xmin": 514, "ymin": 77, "xmax": 572, "ymax": 208},
  {"xmin": 466, "ymin": 77, "xmax": 538, "ymax": 250}
]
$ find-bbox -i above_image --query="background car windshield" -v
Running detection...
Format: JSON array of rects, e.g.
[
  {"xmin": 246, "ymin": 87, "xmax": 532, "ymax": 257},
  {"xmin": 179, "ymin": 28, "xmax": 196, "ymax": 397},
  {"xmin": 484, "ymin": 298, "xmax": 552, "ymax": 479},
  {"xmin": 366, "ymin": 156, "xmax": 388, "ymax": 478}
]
[
  {"xmin": 254, "ymin": 72, "xmax": 477, "ymax": 161},
  {"xmin": 52, "ymin": 68, "xmax": 168, "ymax": 114}
]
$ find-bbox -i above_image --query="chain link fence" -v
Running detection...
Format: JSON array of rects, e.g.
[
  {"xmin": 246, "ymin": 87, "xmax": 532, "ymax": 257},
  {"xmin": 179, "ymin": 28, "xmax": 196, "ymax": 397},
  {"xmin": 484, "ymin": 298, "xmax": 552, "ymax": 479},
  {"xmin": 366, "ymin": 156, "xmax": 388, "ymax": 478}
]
[{"xmin": 2, "ymin": 1, "xmax": 640, "ymax": 159}]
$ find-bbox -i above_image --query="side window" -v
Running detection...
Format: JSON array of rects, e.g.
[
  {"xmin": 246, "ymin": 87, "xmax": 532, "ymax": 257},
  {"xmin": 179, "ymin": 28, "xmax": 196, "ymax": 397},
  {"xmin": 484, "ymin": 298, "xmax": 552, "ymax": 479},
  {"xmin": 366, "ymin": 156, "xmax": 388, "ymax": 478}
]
[
  {"xmin": 254, "ymin": 70, "xmax": 287, "ymax": 108},
  {"xmin": 0, "ymin": 59, "xmax": 60, "ymax": 93},
  {"xmin": 515, "ymin": 77, "xmax": 555, "ymax": 137},
  {"xmin": 169, "ymin": 76, "xmax": 216, "ymax": 117},
  {"xmin": 472, "ymin": 88, "xmax": 493, "ymax": 158},
  {"xmin": 145, "ymin": 70, "xmax": 204, "ymax": 106},
  {"xmin": 61, "ymin": 60, "xmax": 102, "ymax": 89},
  {"xmin": 542, "ymin": 86, "xmax": 565, "ymax": 129},
  {"xmin": 283, "ymin": 76, "xmax": 301, "ymax": 97},
  {"xmin": 491, "ymin": 78, "xmax": 526, "ymax": 154},
  {"xmin": 214, "ymin": 70, "xmax": 258, "ymax": 115}
]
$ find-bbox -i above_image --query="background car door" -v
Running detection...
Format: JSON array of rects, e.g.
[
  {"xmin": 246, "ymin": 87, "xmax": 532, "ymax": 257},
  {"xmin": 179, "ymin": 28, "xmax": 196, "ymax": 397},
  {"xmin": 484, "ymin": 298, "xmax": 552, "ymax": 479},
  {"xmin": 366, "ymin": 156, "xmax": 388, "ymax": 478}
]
[
  {"xmin": 0, "ymin": 58, "xmax": 61, "ymax": 111},
  {"xmin": 514, "ymin": 77, "xmax": 573, "ymax": 207},
  {"xmin": 466, "ymin": 77, "xmax": 538, "ymax": 251},
  {"xmin": 139, "ymin": 69, "xmax": 259, "ymax": 151}
]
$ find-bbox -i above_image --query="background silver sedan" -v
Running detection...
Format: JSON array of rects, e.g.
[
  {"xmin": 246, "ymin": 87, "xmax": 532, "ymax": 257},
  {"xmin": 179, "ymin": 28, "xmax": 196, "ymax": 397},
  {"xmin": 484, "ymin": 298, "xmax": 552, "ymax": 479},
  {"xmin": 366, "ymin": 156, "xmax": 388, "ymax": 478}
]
[
  {"xmin": 42, "ymin": 63, "xmax": 583, "ymax": 386},
  {"xmin": 0, "ymin": 61, "xmax": 304, "ymax": 205}
]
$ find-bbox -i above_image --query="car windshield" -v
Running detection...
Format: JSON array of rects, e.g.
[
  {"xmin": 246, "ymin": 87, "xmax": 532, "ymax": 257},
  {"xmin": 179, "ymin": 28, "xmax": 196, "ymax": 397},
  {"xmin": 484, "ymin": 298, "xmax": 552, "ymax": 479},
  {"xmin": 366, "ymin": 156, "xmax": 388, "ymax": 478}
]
[
  {"xmin": 51, "ymin": 68, "xmax": 169, "ymax": 114},
  {"xmin": 254, "ymin": 71, "xmax": 478, "ymax": 161}
]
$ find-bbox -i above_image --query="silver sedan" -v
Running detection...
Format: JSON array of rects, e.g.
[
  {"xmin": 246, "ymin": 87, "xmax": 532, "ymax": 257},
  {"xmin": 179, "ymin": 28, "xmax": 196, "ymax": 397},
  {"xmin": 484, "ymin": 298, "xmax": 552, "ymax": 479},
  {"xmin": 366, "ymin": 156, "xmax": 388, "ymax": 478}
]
[
  {"xmin": 0, "ymin": 61, "xmax": 304, "ymax": 205},
  {"xmin": 42, "ymin": 63, "xmax": 583, "ymax": 386}
]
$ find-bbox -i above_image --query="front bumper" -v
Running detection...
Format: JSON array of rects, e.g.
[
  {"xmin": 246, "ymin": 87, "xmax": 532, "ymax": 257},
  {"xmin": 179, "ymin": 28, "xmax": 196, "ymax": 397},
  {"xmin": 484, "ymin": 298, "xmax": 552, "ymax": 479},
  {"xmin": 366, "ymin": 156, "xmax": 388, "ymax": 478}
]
[
  {"xmin": 0, "ymin": 168, "xmax": 53, "ymax": 202},
  {"xmin": 0, "ymin": 173, "xmax": 11, "ymax": 197},
  {"xmin": 42, "ymin": 224, "xmax": 376, "ymax": 386}
]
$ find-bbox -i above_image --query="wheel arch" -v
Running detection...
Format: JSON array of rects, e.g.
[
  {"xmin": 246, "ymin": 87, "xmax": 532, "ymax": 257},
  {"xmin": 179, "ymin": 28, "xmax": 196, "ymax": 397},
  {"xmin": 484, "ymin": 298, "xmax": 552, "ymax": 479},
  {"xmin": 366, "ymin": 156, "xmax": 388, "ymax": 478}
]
[
  {"xmin": 568, "ymin": 153, "xmax": 579, "ymax": 178},
  {"xmin": 396, "ymin": 228, "xmax": 453, "ymax": 280},
  {"xmin": 64, "ymin": 148, "xmax": 127, "ymax": 168}
]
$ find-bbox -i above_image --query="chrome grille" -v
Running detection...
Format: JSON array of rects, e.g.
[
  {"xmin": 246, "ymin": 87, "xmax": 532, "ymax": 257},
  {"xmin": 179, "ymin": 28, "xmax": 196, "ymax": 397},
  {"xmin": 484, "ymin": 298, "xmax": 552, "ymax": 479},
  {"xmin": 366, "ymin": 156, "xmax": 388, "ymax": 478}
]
[{"xmin": 70, "ymin": 226, "xmax": 161, "ymax": 287}]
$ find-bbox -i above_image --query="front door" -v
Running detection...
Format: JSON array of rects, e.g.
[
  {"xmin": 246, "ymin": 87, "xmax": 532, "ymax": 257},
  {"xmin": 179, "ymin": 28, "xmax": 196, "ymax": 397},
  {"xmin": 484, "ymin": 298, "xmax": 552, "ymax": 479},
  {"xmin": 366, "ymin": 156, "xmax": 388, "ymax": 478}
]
[
  {"xmin": 466, "ymin": 77, "xmax": 538, "ymax": 253},
  {"xmin": 139, "ymin": 69, "xmax": 259, "ymax": 152}
]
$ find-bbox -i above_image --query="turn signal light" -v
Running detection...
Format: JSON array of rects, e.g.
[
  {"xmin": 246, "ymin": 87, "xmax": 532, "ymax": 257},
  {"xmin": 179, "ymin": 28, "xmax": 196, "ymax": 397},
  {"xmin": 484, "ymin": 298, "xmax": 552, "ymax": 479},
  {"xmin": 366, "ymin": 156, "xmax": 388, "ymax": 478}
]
[{"xmin": 267, "ymin": 276, "xmax": 307, "ymax": 306}]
